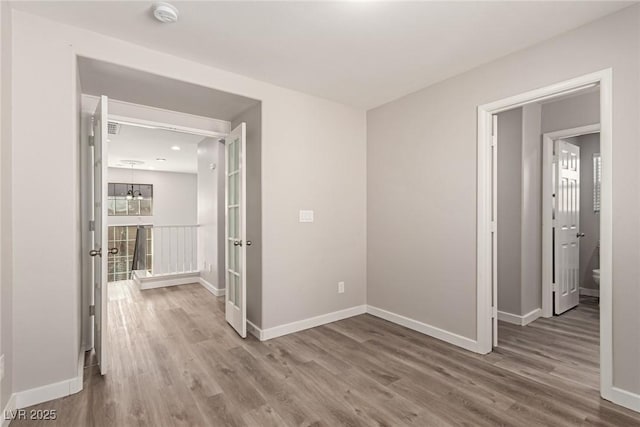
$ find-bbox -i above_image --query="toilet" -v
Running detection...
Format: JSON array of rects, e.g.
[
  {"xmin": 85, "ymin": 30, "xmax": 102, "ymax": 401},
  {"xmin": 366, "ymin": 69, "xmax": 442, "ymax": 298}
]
[{"xmin": 592, "ymin": 269, "xmax": 600, "ymax": 285}]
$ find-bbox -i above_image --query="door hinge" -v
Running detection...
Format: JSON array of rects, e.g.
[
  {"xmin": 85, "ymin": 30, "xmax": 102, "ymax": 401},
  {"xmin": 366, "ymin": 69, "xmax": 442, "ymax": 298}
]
[
  {"xmin": 89, "ymin": 304, "xmax": 95, "ymax": 316},
  {"xmin": 552, "ymin": 282, "xmax": 558, "ymax": 292},
  {"xmin": 491, "ymin": 306, "xmax": 498, "ymax": 319},
  {"xmin": 89, "ymin": 220, "xmax": 95, "ymax": 232},
  {"xmin": 491, "ymin": 221, "xmax": 497, "ymax": 233},
  {"xmin": 89, "ymin": 135, "xmax": 95, "ymax": 147}
]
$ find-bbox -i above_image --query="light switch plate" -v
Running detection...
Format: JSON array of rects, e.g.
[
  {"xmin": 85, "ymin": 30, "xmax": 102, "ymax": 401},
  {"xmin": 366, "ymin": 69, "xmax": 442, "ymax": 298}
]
[{"xmin": 299, "ymin": 210, "xmax": 314, "ymax": 223}]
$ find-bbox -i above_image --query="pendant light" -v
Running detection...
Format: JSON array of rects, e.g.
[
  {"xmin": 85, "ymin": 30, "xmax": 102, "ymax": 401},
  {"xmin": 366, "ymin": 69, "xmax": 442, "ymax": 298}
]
[{"xmin": 123, "ymin": 160, "xmax": 144, "ymax": 200}]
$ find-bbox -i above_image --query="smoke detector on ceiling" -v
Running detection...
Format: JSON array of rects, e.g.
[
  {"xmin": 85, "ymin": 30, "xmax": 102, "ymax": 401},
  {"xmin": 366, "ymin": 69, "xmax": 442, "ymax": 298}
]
[{"xmin": 152, "ymin": 2, "xmax": 179, "ymax": 23}]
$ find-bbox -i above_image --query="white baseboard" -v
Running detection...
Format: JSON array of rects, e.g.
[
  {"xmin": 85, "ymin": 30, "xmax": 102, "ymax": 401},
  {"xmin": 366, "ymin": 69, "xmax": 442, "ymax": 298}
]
[
  {"xmin": 14, "ymin": 375, "xmax": 82, "ymax": 410},
  {"xmin": 252, "ymin": 305, "xmax": 367, "ymax": 341},
  {"xmin": 366, "ymin": 305, "xmax": 479, "ymax": 352},
  {"xmin": 498, "ymin": 308, "xmax": 542, "ymax": 326},
  {"xmin": 11, "ymin": 352, "xmax": 84, "ymax": 411},
  {"xmin": 198, "ymin": 278, "xmax": 225, "ymax": 297},
  {"xmin": 608, "ymin": 386, "xmax": 640, "ymax": 412},
  {"xmin": 138, "ymin": 272, "xmax": 200, "ymax": 290},
  {"xmin": 580, "ymin": 287, "xmax": 600, "ymax": 297},
  {"xmin": 2, "ymin": 394, "xmax": 16, "ymax": 427},
  {"xmin": 246, "ymin": 320, "xmax": 263, "ymax": 340}
]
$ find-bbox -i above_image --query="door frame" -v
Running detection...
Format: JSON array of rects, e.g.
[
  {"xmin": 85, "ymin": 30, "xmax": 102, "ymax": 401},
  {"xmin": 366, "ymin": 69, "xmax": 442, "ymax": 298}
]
[
  {"xmin": 541, "ymin": 124, "xmax": 600, "ymax": 318},
  {"xmin": 476, "ymin": 69, "xmax": 613, "ymax": 401}
]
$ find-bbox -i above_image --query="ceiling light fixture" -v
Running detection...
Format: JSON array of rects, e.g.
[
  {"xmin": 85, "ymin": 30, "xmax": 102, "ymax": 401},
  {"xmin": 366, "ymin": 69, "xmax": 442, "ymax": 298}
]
[
  {"xmin": 171, "ymin": 145, "xmax": 181, "ymax": 151},
  {"xmin": 152, "ymin": 2, "xmax": 179, "ymax": 24},
  {"xmin": 156, "ymin": 158, "xmax": 167, "ymax": 162}
]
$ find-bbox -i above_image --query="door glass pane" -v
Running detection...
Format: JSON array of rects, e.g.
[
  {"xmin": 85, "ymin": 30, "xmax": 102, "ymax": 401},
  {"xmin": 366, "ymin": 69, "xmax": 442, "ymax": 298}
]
[
  {"xmin": 233, "ymin": 138, "xmax": 240, "ymax": 171},
  {"xmin": 228, "ymin": 174, "xmax": 237, "ymax": 205},
  {"xmin": 228, "ymin": 240, "xmax": 236, "ymax": 271}
]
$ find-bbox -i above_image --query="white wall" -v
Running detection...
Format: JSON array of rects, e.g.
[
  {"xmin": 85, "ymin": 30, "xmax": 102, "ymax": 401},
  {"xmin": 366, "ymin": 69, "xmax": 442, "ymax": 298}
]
[
  {"xmin": 0, "ymin": 0, "xmax": 13, "ymax": 410},
  {"xmin": 9, "ymin": 10, "xmax": 366, "ymax": 394},
  {"xmin": 107, "ymin": 168, "xmax": 197, "ymax": 227},
  {"xmin": 368, "ymin": 5, "xmax": 639, "ymax": 394},
  {"xmin": 197, "ymin": 138, "xmax": 224, "ymax": 289}
]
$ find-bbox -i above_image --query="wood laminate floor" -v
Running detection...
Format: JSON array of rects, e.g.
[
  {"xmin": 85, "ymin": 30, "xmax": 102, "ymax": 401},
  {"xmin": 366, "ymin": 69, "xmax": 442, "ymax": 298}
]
[{"xmin": 13, "ymin": 283, "xmax": 640, "ymax": 426}]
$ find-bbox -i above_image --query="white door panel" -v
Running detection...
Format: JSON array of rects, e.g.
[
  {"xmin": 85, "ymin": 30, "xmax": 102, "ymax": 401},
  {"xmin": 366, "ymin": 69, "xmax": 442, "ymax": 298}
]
[
  {"xmin": 554, "ymin": 139, "xmax": 581, "ymax": 314},
  {"xmin": 225, "ymin": 123, "xmax": 247, "ymax": 337},
  {"xmin": 92, "ymin": 95, "xmax": 109, "ymax": 374}
]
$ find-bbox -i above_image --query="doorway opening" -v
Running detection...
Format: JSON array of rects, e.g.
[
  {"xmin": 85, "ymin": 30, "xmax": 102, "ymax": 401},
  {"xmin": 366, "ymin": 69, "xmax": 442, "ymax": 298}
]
[
  {"xmin": 476, "ymin": 69, "xmax": 615, "ymax": 404},
  {"xmin": 78, "ymin": 57, "xmax": 262, "ymax": 376}
]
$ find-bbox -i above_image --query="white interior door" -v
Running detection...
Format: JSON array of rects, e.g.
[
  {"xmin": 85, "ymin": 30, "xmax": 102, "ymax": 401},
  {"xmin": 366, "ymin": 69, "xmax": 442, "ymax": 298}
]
[
  {"xmin": 225, "ymin": 123, "xmax": 247, "ymax": 337},
  {"xmin": 554, "ymin": 139, "xmax": 581, "ymax": 314},
  {"xmin": 91, "ymin": 95, "xmax": 110, "ymax": 374}
]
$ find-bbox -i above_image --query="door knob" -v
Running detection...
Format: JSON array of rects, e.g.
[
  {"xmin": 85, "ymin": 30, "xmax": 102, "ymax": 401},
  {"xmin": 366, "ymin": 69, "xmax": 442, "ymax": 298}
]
[
  {"xmin": 233, "ymin": 240, "xmax": 242, "ymax": 247},
  {"xmin": 108, "ymin": 248, "xmax": 119, "ymax": 255},
  {"xmin": 89, "ymin": 248, "xmax": 102, "ymax": 257},
  {"xmin": 576, "ymin": 232, "xmax": 585, "ymax": 238},
  {"xmin": 246, "ymin": 240, "xmax": 252, "ymax": 246}
]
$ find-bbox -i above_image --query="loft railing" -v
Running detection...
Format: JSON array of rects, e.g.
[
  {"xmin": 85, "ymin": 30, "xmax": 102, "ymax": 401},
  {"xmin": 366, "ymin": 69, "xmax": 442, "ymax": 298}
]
[{"xmin": 152, "ymin": 225, "xmax": 199, "ymax": 275}]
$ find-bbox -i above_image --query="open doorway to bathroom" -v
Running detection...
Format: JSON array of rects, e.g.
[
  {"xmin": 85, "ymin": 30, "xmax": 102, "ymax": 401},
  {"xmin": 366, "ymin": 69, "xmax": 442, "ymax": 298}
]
[{"xmin": 476, "ymin": 70, "xmax": 612, "ymax": 403}]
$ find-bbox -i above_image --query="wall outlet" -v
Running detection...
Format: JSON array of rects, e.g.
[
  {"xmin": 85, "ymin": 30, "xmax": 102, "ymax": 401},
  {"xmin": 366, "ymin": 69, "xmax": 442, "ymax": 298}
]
[{"xmin": 338, "ymin": 281, "xmax": 345, "ymax": 294}]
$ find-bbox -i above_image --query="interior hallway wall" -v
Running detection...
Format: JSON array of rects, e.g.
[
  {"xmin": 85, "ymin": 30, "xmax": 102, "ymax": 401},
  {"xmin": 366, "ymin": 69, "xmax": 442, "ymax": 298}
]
[
  {"xmin": 367, "ymin": 5, "xmax": 639, "ymax": 394},
  {"xmin": 496, "ymin": 108, "xmax": 523, "ymax": 316},
  {"xmin": 496, "ymin": 104, "xmax": 542, "ymax": 318},
  {"xmin": 107, "ymin": 168, "xmax": 197, "ymax": 227},
  {"xmin": 197, "ymin": 138, "xmax": 224, "ymax": 291}
]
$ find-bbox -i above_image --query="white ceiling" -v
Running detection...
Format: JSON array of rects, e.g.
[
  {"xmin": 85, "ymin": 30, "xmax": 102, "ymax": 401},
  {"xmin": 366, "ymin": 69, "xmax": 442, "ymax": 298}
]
[
  {"xmin": 108, "ymin": 124, "xmax": 204, "ymax": 174},
  {"xmin": 13, "ymin": 1, "xmax": 632, "ymax": 109}
]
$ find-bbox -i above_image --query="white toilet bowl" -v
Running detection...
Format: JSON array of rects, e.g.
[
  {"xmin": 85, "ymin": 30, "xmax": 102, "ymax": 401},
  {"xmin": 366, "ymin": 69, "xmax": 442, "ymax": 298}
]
[{"xmin": 592, "ymin": 269, "xmax": 600, "ymax": 285}]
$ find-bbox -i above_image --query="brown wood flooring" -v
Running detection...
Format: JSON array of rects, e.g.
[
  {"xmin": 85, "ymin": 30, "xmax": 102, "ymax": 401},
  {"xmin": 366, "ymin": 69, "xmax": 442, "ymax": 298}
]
[{"xmin": 13, "ymin": 283, "xmax": 640, "ymax": 426}]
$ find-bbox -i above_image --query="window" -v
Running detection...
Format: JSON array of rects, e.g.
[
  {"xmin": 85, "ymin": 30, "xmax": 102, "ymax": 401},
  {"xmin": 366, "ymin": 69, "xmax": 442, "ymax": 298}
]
[
  {"xmin": 107, "ymin": 183, "xmax": 153, "ymax": 216},
  {"xmin": 108, "ymin": 226, "xmax": 153, "ymax": 282},
  {"xmin": 593, "ymin": 153, "xmax": 601, "ymax": 213}
]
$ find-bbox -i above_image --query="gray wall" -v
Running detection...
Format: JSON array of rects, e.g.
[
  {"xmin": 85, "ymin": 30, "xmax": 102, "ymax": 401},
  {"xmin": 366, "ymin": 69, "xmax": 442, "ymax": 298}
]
[
  {"xmin": 232, "ymin": 104, "xmax": 263, "ymax": 328},
  {"xmin": 368, "ymin": 5, "xmax": 639, "ymax": 393},
  {"xmin": 567, "ymin": 134, "xmax": 601, "ymax": 291},
  {"xmin": 497, "ymin": 108, "xmax": 523, "ymax": 316},
  {"xmin": 496, "ymin": 104, "xmax": 542, "ymax": 318},
  {"xmin": 520, "ymin": 104, "xmax": 542, "ymax": 315},
  {"xmin": 0, "ymin": 0, "xmax": 13, "ymax": 410},
  {"xmin": 541, "ymin": 90, "xmax": 600, "ymax": 133}
]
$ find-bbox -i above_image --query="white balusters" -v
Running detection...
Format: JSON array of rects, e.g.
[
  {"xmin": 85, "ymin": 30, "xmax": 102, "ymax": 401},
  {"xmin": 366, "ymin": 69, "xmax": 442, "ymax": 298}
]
[{"xmin": 152, "ymin": 225, "xmax": 199, "ymax": 276}]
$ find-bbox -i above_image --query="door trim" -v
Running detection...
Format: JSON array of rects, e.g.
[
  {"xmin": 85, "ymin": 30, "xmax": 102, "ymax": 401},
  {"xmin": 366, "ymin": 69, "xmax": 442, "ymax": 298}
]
[
  {"xmin": 476, "ymin": 69, "xmax": 613, "ymax": 403},
  {"xmin": 541, "ymin": 124, "xmax": 600, "ymax": 318}
]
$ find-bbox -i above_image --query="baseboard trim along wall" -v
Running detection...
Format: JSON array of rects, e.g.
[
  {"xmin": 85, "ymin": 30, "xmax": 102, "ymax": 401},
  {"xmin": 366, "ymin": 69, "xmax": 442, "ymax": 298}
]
[
  {"xmin": 609, "ymin": 386, "xmax": 640, "ymax": 413},
  {"xmin": 366, "ymin": 305, "xmax": 479, "ymax": 353},
  {"xmin": 497, "ymin": 308, "xmax": 542, "ymax": 326},
  {"xmin": 580, "ymin": 287, "xmax": 600, "ymax": 297},
  {"xmin": 248, "ymin": 305, "xmax": 367, "ymax": 341},
  {"xmin": 198, "ymin": 278, "xmax": 225, "ymax": 297}
]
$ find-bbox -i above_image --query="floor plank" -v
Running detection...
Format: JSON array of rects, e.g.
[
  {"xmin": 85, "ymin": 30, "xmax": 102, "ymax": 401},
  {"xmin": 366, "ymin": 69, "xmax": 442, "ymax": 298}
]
[{"xmin": 12, "ymin": 284, "xmax": 640, "ymax": 426}]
